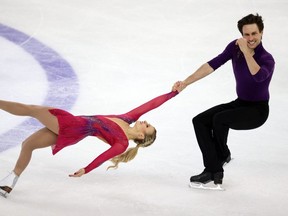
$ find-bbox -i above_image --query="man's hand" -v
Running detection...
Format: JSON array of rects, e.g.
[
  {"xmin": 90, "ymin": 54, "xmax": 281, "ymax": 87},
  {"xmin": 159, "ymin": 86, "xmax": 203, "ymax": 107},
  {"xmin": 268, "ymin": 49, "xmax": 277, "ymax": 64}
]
[{"xmin": 236, "ymin": 38, "xmax": 251, "ymax": 55}]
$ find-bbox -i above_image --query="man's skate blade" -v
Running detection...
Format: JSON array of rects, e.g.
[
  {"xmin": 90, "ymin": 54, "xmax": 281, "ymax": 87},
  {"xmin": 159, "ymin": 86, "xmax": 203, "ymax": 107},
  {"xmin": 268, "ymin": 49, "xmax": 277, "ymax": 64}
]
[{"xmin": 189, "ymin": 182, "xmax": 225, "ymax": 191}]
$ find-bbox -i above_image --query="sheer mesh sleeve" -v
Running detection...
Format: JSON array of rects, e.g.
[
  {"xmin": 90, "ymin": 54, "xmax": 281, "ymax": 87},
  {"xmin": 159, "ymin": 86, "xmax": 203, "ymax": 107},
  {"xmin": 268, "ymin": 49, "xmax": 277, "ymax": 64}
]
[
  {"xmin": 121, "ymin": 91, "xmax": 178, "ymax": 123},
  {"xmin": 84, "ymin": 143, "xmax": 127, "ymax": 174}
]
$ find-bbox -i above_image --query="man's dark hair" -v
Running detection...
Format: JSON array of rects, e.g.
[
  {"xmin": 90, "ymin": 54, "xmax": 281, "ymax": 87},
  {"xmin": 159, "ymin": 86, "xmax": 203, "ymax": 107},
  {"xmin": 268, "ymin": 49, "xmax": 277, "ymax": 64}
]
[{"xmin": 237, "ymin": 13, "xmax": 264, "ymax": 35}]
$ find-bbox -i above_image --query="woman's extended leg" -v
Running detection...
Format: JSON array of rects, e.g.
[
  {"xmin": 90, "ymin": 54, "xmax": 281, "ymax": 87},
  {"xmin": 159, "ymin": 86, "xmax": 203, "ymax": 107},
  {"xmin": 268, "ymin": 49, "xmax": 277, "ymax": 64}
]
[
  {"xmin": 14, "ymin": 127, "xmax": 58, "ymax": 176},
  {"xmin": 0, "ymin": 100, "xmax": 59, "ymax": 134},
  {"xmin": 0, "ymin": 127, "xmax": 57, "ymax": 196}
]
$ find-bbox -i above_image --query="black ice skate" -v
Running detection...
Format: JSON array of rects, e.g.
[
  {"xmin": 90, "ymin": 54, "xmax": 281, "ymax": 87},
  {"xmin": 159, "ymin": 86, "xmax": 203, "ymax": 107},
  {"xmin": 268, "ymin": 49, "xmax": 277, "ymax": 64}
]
[
  {"xmin": 222, "ymin": 154, "xmax": 232, "ymax": 167},
  {"xmin": 189, "ymin": 171, "xmax": 224, "ymax": 191},
  {"xmin": 0, "ymin": 171, "xmax": 19, "ymax": 198}
]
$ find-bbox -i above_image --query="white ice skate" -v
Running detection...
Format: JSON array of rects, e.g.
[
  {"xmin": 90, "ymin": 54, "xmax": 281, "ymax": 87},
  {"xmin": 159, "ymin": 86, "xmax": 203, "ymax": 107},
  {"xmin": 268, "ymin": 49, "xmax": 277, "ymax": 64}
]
[{"xmin": 0, "ymin": 171, "xmax": 19, "ymax": 198}]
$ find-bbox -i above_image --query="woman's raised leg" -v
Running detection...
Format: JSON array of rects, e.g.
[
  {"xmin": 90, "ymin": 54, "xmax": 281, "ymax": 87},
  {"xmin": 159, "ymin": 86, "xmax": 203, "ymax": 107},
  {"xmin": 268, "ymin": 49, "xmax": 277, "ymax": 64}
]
[{"xmin": 0, "ymin": 100, "xmax": 59, "ymax": 134}]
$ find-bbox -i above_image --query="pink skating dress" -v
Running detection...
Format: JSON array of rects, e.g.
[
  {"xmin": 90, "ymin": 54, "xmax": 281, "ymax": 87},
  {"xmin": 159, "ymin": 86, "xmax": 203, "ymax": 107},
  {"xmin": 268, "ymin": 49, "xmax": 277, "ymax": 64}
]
[{"xmin": 49, "ymin": 91, "xmax": 178, "ymax": 173}]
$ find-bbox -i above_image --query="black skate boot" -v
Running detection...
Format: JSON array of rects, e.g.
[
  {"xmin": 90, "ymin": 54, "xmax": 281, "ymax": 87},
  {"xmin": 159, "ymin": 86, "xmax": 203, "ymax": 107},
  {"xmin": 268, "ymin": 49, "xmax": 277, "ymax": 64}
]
[
  {"xmin": 221, "ymin": 154, "xmax": 232, "ymax": 167},
  {"xmin": 190, "ymin": 171, "xmax": 213, "ymax": 184},
  {"xmin": 213, "ymin": 171, "xmax": 224, "ymax": 185},
  {"xmin": 189, "ymin": 171, "xmax": 224, "ymax": 191}
]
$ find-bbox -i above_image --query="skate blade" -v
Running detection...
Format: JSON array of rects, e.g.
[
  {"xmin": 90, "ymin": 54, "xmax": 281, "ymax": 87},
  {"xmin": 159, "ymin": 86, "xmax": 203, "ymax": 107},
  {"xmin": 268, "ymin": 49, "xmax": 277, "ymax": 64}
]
[
  {"xmin": 189, "ymin": 182, "xmax": 225, "ymax": 191},
  {"xmin": 0, "ymin": 189, "xmax": 8, "ymax": 198}
]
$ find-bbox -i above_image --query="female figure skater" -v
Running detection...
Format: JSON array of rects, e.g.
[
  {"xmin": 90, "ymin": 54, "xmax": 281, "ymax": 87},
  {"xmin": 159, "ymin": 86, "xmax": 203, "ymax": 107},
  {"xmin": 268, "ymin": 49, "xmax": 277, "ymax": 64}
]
[{"xmin": 0, "ymin": 88, "xmax": 179, "ymax": 197}]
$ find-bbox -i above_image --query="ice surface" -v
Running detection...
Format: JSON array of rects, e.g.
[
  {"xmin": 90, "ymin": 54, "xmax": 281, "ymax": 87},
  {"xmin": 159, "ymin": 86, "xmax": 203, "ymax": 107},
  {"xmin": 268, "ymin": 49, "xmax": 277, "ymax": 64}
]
[{"xmin": 1, "ymin": 0, "xmax": 288, "ymax": 215}]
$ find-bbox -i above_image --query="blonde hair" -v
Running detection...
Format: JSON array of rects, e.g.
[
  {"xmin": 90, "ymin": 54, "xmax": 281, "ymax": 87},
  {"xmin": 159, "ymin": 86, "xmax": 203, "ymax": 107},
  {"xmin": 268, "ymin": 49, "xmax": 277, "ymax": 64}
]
[{"xmin": 107, "ymin": 129, "xmax": 157, "ymax": 170}]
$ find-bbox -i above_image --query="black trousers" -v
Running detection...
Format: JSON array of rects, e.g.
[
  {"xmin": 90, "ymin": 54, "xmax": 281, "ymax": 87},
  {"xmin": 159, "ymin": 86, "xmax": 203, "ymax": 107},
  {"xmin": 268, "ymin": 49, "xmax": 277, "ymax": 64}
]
[{"xmin": 192, "ymin": 98, "xmax": 269, "ymax": 173}]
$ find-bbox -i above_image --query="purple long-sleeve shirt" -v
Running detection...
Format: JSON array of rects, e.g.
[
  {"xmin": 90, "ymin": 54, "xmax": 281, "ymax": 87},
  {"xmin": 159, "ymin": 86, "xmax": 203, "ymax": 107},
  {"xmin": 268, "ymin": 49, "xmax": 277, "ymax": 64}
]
[{"xmin": 207, "ymin": 40, "xmax": 275, "ymax": 101}]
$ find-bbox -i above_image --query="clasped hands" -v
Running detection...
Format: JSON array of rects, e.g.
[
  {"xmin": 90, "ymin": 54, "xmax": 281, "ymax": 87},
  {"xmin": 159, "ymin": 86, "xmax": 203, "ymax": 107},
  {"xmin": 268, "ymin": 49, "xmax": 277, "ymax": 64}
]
[{"xmin": 172, "ymin": 81, "xmax": 187, "ymax": 93}]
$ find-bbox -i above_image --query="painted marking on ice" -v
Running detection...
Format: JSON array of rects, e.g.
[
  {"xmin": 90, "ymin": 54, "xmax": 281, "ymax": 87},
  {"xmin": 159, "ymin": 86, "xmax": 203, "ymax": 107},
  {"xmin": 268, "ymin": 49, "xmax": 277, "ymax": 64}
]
[{"xmin": 0, "ymin": 23, "xmax": 79, "ymax": 152}]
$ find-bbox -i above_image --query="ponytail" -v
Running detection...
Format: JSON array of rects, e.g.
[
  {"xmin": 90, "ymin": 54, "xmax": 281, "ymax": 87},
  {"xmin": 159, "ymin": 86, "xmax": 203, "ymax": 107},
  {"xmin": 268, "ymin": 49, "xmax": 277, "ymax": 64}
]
[
  {"xmin": 107, "ymin": 146, "xmax": 140, "ymax": 170},
  {"xmin": 107, "ymin": 129, "xmax": 157, "ymax": 170}
]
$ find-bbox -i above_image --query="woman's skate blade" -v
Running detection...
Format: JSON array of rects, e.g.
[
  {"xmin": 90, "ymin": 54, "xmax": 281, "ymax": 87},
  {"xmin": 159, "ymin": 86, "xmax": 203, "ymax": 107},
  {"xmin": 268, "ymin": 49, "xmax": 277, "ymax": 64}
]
[{"xmin": 0, "ymin": 187, "xmax": 9, "ymax": 198}]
